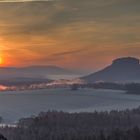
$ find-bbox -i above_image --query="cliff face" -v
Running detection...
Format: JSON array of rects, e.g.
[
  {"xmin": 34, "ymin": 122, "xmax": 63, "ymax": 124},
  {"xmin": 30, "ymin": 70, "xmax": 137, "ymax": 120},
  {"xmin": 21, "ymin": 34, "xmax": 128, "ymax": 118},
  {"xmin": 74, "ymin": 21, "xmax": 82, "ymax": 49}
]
[
  {"xmin": 112, "ymin": 57, "xmax": 139, "ymax": 67},
  {"xmin": 82, "ymin": 57, "xmax": 140, "ymax": 83}
]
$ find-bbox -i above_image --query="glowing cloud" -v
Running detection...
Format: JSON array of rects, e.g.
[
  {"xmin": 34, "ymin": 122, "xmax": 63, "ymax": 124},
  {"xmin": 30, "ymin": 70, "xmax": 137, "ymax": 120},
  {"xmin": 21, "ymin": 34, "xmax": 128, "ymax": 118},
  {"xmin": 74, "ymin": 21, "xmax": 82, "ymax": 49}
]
[{"xmin": 0, "ymin": 0, "xmax": 139, "ymax": 70}]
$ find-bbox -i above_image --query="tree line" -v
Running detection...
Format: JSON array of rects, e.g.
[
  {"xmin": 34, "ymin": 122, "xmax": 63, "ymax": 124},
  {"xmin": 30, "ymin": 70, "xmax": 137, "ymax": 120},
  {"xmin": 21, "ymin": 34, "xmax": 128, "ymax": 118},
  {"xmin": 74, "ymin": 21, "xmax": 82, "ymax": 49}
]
[
  {"xmin": 1, "ymin": 107, "xmax": 140, "ymax": 139},
  {"xmin": 71, "ymin": 82, "xmax": 140, "ymax": 94}
]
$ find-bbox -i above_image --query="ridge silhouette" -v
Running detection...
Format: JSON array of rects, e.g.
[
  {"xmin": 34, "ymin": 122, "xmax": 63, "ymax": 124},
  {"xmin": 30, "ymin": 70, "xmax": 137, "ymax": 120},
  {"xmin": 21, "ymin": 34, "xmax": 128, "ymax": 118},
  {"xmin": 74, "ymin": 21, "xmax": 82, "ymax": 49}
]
[{"xmin": 83, "ymin": 57, "xmax": 140, "ymax": 82}]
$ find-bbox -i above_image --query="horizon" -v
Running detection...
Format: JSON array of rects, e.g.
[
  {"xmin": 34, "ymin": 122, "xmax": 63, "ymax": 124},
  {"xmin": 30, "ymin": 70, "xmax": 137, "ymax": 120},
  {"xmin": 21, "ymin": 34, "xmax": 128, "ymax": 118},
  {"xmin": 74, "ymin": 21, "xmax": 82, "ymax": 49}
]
[
  {"xmin": 0, "ymin": 56, "xmax": 139, "ymax": 71},
  {"xmin": 0, "ymin": 56, "xmax": 140, "ymax": 76},
  {"xmin": 0, "ymin": 0, "xmax": 140, "ymax": 71}
]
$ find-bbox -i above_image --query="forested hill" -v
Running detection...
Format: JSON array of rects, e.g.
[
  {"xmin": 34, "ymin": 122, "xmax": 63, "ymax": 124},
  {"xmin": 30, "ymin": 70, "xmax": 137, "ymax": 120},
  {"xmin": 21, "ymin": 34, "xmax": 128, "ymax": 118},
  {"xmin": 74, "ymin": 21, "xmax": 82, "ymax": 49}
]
[{"xmin": 2, "ymin": 108, "xmax": 140, "ymax": 140}]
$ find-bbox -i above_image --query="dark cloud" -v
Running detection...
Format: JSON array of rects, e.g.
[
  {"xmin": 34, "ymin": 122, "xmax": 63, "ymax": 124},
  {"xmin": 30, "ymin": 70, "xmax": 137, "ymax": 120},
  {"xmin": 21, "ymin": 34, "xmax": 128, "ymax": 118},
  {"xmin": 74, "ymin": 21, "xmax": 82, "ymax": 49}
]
[
  {"xmin": 52, "ymin": 48, "xmax": 87, "ymax": 57},
  {"xmin": 0, "ymin": 0, "xmax": 140, "ymax": 37}
]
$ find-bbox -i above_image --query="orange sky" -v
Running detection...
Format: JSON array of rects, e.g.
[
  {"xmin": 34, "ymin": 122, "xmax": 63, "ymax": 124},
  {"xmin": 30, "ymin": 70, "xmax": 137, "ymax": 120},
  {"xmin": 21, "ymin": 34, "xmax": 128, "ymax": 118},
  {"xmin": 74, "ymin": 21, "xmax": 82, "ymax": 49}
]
[{"xmin": 0, "ymin": 0, "xmax": 140, "ymax": 71}]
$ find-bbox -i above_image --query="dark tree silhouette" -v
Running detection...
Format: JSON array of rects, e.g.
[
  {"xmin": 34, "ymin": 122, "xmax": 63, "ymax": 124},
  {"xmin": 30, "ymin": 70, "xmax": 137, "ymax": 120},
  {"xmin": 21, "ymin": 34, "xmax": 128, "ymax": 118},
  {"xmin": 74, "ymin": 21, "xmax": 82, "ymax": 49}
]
[
  {"xmin": 71, "ymin": 84, "xmax": 79, "ymax": 90},
  {"xmin": 0, "ymin": 134, "xmax": 7, "ymax": 140},
  {"xmin": 2, "ymin": 108, "xmax": 140, "ymax": 140}
]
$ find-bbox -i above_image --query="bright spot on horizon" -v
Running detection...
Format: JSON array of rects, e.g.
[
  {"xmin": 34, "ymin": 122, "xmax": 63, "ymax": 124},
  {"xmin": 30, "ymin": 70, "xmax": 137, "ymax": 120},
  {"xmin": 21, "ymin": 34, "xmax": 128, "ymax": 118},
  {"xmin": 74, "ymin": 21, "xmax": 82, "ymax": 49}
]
[{"xmin": 0, "ymin": 57, "xmax": 3, "ymax": 65}]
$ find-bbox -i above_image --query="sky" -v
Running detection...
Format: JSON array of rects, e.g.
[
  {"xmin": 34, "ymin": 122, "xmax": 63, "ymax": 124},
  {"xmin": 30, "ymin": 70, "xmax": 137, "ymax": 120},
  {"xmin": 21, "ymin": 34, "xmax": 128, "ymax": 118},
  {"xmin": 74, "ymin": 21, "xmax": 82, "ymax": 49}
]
[{"xmin": 0, "ymin": 0, "xmax": 140, "ymax": 71}]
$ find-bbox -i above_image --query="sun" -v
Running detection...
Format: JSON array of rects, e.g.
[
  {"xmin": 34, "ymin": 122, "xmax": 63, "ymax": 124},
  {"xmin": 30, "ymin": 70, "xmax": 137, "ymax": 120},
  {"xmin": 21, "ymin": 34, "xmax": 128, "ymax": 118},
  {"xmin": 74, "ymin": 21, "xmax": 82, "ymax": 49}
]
[{"xmin": 0, "ymin": 57, "xmax": 3, "ymax": 65}]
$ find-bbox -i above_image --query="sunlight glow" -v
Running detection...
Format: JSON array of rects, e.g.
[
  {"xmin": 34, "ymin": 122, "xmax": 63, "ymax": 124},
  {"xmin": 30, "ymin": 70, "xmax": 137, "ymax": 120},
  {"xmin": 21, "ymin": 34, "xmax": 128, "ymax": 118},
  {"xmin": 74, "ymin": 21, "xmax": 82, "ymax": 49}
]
[{"xmin": 0, "ymin": 57, "xmax": 3, "ymax": 65}]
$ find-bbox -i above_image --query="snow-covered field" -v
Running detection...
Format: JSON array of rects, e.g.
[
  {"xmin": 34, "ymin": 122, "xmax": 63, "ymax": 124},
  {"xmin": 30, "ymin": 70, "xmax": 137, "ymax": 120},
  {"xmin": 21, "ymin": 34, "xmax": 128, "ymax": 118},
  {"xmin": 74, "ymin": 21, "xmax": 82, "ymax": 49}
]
[{"xmin": 0, "ymin": 88, "xmax": 140, "ymax": 123}]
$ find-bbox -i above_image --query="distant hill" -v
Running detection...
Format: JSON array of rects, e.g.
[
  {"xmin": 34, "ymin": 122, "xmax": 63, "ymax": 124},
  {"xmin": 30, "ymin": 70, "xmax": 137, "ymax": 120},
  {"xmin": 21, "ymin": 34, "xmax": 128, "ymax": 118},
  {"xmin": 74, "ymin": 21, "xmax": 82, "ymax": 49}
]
[
  {"xmin": 0, "ymin": 65, "xmax": 78, "ymax": 80},
  {"xmin": 20, "ymin": 65, "xmax": 76, "ymax": 75},
  {"xmin": 82, "ymin": 57, "xmax": 140, "ymax": 83}
]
